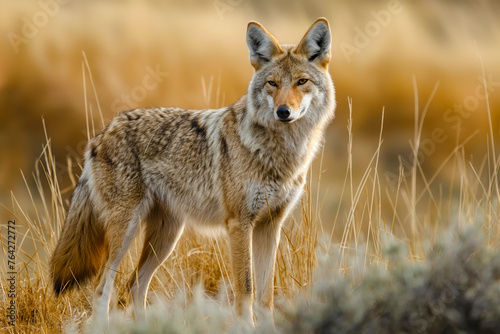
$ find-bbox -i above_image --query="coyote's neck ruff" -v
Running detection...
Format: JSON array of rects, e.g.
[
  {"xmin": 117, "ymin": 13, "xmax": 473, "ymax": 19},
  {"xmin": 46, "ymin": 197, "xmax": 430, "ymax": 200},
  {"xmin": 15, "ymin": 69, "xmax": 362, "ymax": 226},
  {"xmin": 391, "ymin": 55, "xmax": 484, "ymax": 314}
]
[{"xmin": 51, "ymin": 18, "xmax": 335, "ymax": 324}]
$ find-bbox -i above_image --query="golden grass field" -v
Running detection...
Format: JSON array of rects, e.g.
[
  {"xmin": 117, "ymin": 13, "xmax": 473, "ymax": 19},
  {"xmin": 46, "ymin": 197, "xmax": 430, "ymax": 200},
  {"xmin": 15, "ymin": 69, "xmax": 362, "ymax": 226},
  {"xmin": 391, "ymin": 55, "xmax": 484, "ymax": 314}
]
[{"xmin": 2, "ymin": 0, "xmax": 500, "ymax": 333}]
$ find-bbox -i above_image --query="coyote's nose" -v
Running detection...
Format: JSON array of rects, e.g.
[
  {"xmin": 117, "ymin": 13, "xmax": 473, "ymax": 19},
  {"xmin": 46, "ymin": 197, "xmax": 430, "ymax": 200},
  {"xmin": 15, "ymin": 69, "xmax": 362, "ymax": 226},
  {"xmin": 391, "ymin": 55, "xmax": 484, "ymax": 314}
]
[{"xmin": 276, "ymin": 105, "xmax": 291, "ymax": 120}]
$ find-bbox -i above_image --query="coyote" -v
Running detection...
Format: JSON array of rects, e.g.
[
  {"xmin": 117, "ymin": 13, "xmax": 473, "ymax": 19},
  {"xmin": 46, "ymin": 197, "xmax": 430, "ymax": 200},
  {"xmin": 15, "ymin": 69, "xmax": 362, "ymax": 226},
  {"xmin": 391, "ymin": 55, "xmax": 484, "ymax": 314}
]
[{"xmin": 51, "ymin": 18, "xmax": 335, "ymax": 322}]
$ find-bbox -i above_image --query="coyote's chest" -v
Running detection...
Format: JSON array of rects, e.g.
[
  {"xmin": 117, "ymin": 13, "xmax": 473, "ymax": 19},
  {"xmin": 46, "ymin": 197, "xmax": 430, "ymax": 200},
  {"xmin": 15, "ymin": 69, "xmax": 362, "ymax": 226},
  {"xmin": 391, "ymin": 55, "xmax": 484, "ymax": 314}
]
[{"xmin": 245, "ymin": 179, "xmax": 303, "ymax": 215}]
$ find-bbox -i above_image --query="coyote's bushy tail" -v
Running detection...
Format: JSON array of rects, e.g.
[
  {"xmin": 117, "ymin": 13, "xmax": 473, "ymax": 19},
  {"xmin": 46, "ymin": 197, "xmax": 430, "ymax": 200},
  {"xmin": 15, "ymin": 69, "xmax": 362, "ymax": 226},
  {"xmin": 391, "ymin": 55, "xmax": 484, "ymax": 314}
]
[{"xmin": 50, "ymin": 177, "xmax": 107, "ymax": 296}]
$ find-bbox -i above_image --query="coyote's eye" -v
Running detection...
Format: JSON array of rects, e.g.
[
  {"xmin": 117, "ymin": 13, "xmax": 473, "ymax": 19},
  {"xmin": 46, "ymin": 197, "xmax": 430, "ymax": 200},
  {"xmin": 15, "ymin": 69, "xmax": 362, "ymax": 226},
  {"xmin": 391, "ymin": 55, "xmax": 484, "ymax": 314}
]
[
  {"xmin": 267, "ymin": 81, "xmax": 278, "ymax": 87},
  {"xmin": 297, "ymin": 78, "xmax": 308, "ymax": 86}
]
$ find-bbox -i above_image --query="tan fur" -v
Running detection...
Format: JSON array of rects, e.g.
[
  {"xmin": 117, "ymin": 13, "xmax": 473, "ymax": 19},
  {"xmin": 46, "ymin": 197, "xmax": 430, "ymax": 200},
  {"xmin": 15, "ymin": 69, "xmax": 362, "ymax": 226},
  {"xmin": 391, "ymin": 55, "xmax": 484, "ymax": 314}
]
[
  {"xmin": 50, "ymin": 18, "xmax": 336, "ymax": 323},
  {"xmin": 50, "ymin": 175, "xmax": 107, "ymax": 296}
]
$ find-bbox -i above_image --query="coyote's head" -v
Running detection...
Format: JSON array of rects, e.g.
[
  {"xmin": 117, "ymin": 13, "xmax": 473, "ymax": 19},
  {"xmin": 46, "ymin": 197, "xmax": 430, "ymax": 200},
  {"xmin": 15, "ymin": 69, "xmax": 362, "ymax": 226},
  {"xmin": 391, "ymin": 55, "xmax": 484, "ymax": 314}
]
[{"xmin": 246, "ymin": 18, "xmax": 334, "ymax": 126}]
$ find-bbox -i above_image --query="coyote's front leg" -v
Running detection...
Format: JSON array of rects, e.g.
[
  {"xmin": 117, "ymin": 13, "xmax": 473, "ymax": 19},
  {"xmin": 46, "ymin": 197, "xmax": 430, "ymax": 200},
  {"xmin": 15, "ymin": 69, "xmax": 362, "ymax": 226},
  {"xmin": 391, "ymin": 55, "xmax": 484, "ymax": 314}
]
[
  {"xmin": 252, "ymin": 193, "xmax": 301, "ymax": 316},
  {"xmin": 252, "ymin": 215, "xmax": 283, "ymax": 313},
  {"xmin": 227, "ymin": 218, "xmax": 254, "ymax": 324}
]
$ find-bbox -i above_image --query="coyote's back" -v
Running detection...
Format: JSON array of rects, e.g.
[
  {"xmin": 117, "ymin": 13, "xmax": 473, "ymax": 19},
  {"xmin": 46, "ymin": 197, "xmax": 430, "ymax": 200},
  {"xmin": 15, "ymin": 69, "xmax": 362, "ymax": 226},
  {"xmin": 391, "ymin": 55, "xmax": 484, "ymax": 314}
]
[{"xmin": 50, "ymin": 18, "xmax": 335, "ymax": 323}]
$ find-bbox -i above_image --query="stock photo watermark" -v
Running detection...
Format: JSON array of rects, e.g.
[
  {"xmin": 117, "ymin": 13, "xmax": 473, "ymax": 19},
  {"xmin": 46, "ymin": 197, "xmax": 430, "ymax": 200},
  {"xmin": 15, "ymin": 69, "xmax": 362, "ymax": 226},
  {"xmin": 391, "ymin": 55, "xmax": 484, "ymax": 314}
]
[
  {"xmin": 339, "ymin": 0, "xmax": 406, "ymax": 63},
  {"xmin": 386, "ymin": 74, "xmax": 500, "ymax": 186},
  {"xmin": 5, "ymin": 220, "xmax": 17, "ymax": 326},
  {"xmin": 7, "ymin": 0, "xmax": 72, "ymax": 54},
  {"xmin": 111, "ymin": 65, "xmax": 168, "ymax": 113},
  {"xmin": 408, "ymin": 278, "xmax": 468, "ymax": 333},
  {"xmin": 213, "ymin": 0, "xmax": 245, "ymax": 20},
  {"xmin": 44, "ymin": 64, "xmax": 169, "ymax": 181}
]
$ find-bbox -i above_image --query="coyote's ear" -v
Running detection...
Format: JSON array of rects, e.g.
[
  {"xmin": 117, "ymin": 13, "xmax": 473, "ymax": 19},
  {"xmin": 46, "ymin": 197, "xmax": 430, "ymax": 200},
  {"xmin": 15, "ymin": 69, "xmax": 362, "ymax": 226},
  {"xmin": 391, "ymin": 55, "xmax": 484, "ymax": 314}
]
[
  {"xmin": 246, "ymin": 21, "xmax": 283, "ymax": 70},
  {"xmin": 295, "ymin": 18, "xmax": 331, "ymax": 69}
]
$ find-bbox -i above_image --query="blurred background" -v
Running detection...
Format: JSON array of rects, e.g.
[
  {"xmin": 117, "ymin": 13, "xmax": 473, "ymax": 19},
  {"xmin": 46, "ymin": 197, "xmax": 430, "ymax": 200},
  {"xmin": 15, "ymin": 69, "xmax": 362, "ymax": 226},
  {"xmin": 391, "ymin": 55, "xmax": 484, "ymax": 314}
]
[{"xmin": 1, "ymin": 0, "xmax": 500, "ymax": 234}]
